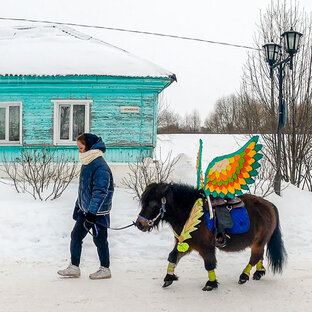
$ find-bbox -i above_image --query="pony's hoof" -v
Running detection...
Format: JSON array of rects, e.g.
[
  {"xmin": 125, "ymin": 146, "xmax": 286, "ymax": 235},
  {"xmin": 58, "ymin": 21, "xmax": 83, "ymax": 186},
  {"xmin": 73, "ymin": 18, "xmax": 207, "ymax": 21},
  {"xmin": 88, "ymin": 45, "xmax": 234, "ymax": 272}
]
[
  {"xmin": 163, "ymin": 274, "xmax": 178, "ymax": 287},
  {"xmin": 202, "ymin": 280, "xmax": 218, "ymax": 291},
  {"xmin": 238, "ymin": 273, "xmax": 249, "ymax": 284},
  {"xmin": 163, "ymin": 281, "xmax": 173, "ymax": 287},
  {"xmin": 253, "ymin": 270, "xmax": 266, "ymax": 280}
]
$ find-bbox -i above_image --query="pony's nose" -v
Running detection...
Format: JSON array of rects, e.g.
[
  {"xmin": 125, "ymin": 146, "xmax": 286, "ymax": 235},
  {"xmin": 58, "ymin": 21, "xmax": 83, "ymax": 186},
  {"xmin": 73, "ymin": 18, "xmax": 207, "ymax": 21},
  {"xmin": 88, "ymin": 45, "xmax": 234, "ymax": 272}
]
[{"xmin": 136, "ymin": 219, "xmax": 148, "ymax": 232}]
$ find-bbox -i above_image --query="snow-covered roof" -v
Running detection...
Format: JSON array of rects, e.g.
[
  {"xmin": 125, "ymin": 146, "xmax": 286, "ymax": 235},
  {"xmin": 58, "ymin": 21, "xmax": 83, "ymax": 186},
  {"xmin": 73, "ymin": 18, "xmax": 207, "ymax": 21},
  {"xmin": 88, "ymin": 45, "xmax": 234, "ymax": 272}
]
[{"xmin": 0, "ymin": 25, "xmax": 175, "ymax": 79}]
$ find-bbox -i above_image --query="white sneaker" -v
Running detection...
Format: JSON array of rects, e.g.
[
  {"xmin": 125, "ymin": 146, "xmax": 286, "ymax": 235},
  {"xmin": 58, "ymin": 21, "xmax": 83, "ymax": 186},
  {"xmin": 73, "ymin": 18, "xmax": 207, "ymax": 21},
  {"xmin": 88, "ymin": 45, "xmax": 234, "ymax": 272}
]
[
  {"xmin": 57, "ymin": 264, "xmax": 81, "ymax": 278},
  {"xmin": 89, "ymin": 266, "xmax": 111, "ymax": 279}
]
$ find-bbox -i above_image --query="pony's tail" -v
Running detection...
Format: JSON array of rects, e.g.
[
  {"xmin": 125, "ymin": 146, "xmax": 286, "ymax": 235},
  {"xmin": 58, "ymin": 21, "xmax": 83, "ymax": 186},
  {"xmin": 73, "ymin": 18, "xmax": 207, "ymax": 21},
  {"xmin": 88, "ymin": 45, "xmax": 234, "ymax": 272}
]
[{"xmin": 266, "ymin": 205, "xmax": 287, "ymax": 274}]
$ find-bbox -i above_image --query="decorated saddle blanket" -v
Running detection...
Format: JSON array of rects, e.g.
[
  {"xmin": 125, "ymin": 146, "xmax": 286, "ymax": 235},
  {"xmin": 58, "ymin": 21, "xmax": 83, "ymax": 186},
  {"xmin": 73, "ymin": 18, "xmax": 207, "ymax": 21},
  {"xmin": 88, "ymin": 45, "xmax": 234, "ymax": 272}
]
[{"xmin": 204, "ymin": 197, "xmax": 250, "ymax": 234}]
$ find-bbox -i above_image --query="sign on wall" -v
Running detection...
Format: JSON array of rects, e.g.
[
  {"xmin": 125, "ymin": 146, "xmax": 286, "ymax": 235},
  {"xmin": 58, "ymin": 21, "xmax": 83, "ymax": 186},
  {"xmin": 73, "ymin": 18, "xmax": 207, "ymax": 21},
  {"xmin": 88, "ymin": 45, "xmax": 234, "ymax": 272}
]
[{"xmin": 120, "ymin": 106, "xmax": 140, "ymax": 114}]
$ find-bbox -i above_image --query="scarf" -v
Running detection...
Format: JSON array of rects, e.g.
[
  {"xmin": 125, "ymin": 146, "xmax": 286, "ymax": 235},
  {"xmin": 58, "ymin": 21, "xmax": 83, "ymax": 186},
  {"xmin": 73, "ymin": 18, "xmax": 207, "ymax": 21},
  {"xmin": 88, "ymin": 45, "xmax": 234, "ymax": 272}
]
[{"xmin": 79, "ymin": 149, "xmax": 103, "ymax": 165}]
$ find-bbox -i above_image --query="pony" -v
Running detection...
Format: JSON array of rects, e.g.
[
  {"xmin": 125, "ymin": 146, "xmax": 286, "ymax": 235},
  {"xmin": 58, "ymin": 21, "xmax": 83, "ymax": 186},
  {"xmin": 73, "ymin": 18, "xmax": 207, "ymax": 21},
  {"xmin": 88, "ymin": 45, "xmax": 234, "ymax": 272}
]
[{"xmin": 136, "ymin": 182, "xmax": 287, "ymax": 291}]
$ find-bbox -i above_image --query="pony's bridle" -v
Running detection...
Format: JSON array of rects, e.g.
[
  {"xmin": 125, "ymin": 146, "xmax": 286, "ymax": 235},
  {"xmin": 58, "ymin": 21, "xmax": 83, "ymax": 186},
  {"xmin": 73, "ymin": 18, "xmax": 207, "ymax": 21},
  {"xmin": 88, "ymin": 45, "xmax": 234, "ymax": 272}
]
[{"xmin": 138, "ymin": 197, "xmax": 167, "ymax": 227}]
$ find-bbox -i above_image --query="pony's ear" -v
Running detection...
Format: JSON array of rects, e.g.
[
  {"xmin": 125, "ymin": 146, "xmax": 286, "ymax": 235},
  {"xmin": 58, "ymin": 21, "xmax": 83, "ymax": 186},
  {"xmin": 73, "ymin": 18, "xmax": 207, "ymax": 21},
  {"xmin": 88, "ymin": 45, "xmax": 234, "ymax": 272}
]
[{"xmin": 163, "ymin": 184, "xmax": 173, "ymax": 204}]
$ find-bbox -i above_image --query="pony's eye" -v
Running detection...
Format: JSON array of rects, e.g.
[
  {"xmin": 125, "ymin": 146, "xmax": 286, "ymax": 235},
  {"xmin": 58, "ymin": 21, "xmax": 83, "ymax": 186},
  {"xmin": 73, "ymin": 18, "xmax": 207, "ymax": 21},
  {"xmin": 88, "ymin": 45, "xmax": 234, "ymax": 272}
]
[
  {"xmin": 151, "ymin": 204, "xmax": 159, "ymax": 211},
  {"xmin": 149, "ymin": 201, "xmax": 159, "ymax": 212}
]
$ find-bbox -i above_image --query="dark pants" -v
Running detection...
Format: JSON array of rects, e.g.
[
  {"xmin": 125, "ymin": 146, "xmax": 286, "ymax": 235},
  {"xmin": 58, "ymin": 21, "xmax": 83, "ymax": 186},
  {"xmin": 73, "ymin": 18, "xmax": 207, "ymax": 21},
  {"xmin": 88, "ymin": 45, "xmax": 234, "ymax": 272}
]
[{"xmin": 70, "ymin": 214, "xmax": 110, "ymax": 268}]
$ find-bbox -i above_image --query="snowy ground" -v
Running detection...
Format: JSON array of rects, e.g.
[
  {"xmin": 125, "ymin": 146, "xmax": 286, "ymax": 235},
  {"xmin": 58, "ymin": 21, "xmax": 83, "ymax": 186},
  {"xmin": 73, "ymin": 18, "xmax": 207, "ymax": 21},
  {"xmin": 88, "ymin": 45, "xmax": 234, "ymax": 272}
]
[{"xmin": 1, "ymin": 134, "xmax": 312, "ymax": 312}]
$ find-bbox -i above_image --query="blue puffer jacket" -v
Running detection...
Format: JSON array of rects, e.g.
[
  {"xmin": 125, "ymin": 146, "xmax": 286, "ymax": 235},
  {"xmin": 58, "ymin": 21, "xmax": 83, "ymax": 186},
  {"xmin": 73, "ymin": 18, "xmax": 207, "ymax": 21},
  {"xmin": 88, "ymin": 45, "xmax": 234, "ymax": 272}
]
[{"xmin": 73, "ymin": 139, "xmax": 114, "ymax": 227}]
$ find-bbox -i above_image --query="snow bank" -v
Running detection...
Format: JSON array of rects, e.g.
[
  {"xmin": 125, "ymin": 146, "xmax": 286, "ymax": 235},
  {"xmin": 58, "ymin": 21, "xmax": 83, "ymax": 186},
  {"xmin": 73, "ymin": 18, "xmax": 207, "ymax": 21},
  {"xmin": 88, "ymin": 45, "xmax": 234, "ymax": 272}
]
[{"xmin": 0, "ymin": 134, "xmax": 311, "ymax": 311}]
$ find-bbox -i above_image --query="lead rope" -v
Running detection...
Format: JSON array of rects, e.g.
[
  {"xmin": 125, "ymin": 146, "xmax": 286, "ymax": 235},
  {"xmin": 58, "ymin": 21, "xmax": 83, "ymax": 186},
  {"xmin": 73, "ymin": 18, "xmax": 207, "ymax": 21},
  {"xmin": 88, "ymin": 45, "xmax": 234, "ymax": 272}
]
[
  {"xmin": 84, "ymin": 221, "xmax": 137, "ymax": 237},
  {"xmin": 108, "ymin": 222, "xmax": 137, "ymax": 230},
  {"xmin": 85, "ymin": 196, "xmax": 167, "ymax": 237}
]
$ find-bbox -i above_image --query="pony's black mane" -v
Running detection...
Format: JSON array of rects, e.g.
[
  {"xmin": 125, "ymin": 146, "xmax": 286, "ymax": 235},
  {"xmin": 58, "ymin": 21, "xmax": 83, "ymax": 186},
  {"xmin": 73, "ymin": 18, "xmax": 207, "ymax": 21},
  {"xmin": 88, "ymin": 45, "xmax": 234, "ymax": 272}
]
[
  {"xmin": 141, "ymin": 182, "xmax": 201, "ymax": 206},
  {"xmin": 140, "ymin": 182, "xmax": 204, "ymax": 228},
  {"xmin": 169, "ymin": 183, "xmax": 202, "ymax": 207},
  {"xmin": 140, "ymin": 182, "xmax": 164, "ymax": 206}
]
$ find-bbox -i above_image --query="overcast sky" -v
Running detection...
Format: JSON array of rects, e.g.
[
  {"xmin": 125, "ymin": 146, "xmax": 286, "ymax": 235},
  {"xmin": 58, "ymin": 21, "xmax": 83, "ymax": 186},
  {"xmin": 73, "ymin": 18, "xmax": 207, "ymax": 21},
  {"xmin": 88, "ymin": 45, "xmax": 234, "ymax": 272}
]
[{"xmin": 1, "ymin": 0, "xmax": 312, "ymax": 119}]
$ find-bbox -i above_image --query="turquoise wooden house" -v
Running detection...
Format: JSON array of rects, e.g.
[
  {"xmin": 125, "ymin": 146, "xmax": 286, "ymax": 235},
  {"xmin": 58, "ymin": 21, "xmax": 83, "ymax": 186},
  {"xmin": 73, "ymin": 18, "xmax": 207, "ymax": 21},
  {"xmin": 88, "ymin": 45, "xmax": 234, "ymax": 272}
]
[{"xmin": 0, "ymin": 25, "xmax": 175, "ymax": 162}]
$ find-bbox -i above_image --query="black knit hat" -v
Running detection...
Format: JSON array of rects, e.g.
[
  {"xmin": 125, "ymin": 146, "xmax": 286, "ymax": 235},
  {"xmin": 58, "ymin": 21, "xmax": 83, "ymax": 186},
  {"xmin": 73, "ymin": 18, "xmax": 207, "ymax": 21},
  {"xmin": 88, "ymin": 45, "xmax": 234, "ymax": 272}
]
[
  {"xmin": 78, "ymin": 133, "xmax": 106, "ymax": 152},
  {"xmin": 84, "ymin": 133, "xmax": 100, "ymax": 151}
]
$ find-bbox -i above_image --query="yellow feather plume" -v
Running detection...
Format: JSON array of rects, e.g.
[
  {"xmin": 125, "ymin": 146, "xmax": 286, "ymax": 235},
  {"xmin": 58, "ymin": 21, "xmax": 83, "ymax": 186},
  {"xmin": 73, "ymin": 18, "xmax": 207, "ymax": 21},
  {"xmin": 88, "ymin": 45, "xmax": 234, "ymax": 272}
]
[{"xmin": 174, "ymin": 198, "xmax": 204, "ymax": 243}]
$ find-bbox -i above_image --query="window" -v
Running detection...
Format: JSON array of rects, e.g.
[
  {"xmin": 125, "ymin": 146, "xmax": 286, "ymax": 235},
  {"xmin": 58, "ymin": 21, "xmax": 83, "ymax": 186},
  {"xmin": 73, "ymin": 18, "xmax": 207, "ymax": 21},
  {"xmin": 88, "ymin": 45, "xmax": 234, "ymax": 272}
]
[
  {"xmin": 53, "ymin": 100, "xmax": 91, "ymax": 145},
  {"xmin": 0, "ymin": 102, "xmax": 22, "ymax": 144}
]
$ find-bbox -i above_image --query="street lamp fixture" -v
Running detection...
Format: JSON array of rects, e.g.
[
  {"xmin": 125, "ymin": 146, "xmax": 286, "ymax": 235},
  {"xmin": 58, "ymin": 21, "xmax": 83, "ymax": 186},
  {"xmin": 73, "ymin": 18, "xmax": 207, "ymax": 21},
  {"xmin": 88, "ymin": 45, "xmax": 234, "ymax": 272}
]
[
  {"xmin": 263, "ymin": 28, "xmax": 302, "ymax": 196},
  {"xmin": 282, "ymin": 29, "xmax": 303, "ymax": 56},
  {"xmin": 263, "ymin": 42, "xmax": 281, "ymax": 67}
]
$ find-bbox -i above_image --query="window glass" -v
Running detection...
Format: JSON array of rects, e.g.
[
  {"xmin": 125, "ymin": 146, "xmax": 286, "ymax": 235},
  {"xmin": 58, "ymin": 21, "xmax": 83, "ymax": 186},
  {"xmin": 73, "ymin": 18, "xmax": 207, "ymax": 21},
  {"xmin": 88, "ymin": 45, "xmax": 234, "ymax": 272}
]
[
  {"xmin": 0, "ymin": 108, "xmax": 5, "ymax": 140},
  {"xmin": 73, "ymin": 105, "xmax": 85, "ymax": 141},
  {"xmin": 60, "ymin": 106, "xmax": 70, "ymax": 140},
  {"xmin": 9, "ymin": 106, "xmax": 20, "ymax": 141},
  {"xmin": 55, "ymin": 101, "xmax": 89, "ymax": 144}
]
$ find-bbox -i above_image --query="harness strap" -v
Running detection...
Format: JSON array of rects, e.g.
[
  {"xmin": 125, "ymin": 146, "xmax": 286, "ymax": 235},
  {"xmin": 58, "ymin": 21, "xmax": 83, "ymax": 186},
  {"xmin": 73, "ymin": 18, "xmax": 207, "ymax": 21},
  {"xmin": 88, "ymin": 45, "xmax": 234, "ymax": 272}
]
[
  {"xmin": 207, "ymin": 195, "xmax": 213, "ymax": 220},
  {"xmin": 137, "ymin": 216, "xmax": 150, "ymax": 223},
  {"xmin": 137, "ymin": 196, "xmax": 167, "ymax": 227}
]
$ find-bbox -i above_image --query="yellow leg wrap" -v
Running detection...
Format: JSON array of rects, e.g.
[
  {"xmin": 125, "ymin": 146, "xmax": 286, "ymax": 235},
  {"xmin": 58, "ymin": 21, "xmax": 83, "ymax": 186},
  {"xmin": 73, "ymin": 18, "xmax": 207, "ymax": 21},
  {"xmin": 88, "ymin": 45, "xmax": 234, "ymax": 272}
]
[
  {"xmin": 256, "ymin": 260, "xmax": 264, "ymax": 271},
  {"xmin": 243, "ymin": 264, "xmax": 252, "ymax": 276},
  {"xmin": 208, "ymin": 270, "xmax": 216, "ymax": 282},
  {"xmin": 167, "ymin": 263, "xmax": 176, "ymax": 275}
]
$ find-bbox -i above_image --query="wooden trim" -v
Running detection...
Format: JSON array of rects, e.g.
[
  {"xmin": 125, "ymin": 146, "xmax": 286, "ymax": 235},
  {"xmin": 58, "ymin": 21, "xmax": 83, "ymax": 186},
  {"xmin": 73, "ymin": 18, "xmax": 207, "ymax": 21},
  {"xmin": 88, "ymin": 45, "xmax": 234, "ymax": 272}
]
[
  {"xmin": 0, "ymin": 101, "xmax": 23, "ymax": 145},
  {"xmin": 0, "ymin": 76, "xmax": 174, "ymax": 93},
  {"xmin": 52, "ymin": 99, "xmax": 92, "ymax": 146}
]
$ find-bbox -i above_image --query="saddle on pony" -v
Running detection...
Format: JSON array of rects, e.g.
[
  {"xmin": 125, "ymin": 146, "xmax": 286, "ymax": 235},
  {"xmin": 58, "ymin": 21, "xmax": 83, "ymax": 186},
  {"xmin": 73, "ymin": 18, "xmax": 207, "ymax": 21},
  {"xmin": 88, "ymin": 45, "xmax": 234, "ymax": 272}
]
[{"xmin": 203, "ymin": 196, "xmax": 250, "ymax": 248}]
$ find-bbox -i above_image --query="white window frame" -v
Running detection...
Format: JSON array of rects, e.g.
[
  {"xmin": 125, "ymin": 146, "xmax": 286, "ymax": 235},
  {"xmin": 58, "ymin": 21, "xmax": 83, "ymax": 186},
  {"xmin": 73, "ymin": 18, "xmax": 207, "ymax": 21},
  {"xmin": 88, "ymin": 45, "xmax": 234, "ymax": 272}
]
[
  {"xmin": 52, "ymin": 99, "xmax": 91, "ymax": 146},
  {"xmin": 0, "ymin": 102, "xmax": 23, "ymax": 145}
]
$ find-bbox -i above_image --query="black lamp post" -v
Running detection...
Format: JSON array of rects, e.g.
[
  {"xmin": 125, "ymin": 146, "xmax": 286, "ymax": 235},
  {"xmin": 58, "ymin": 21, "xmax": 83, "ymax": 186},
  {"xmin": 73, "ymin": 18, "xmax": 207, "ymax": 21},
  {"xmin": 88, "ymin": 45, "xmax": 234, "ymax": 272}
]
[{"xmin": 263, "ymin": 28, "xmax": 302, "ymax": 196}]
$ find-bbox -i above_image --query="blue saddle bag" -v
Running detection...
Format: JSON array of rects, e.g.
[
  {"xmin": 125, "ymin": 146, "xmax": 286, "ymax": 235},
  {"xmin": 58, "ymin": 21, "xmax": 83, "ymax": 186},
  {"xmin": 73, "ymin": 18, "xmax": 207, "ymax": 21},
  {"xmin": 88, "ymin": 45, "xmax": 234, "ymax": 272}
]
[{"xmin": 204, "ymin": 206, "xmax": 250, "ymax": 234}]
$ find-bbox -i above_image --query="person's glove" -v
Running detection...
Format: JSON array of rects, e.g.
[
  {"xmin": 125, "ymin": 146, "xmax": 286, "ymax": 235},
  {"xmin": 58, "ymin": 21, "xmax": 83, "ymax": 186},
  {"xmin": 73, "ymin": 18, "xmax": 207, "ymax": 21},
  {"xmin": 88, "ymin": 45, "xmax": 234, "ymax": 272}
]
[
  {"xmin": 86, "ymin": 212, "xmax": 96, "ymax": 225},
  {"xmin": 84, "ymin": 212, "xmax": 99, "ymax": 237}
]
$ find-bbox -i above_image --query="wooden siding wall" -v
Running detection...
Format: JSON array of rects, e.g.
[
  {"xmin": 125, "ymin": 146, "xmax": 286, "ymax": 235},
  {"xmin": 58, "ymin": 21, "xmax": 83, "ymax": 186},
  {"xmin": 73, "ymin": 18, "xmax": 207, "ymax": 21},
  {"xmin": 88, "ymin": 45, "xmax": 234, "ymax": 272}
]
[
  {"xmin": 0, "ymin": 76, "xmax": 172, "ymax": 162},
  {"xmin": 91, "ymin": 93, "xmax": 155, "ymax": 147}
]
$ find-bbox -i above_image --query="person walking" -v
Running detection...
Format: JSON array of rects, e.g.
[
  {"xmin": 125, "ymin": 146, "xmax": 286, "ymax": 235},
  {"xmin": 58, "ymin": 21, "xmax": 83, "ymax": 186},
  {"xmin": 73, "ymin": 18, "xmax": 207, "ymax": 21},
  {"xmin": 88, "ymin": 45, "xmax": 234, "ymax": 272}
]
[{"xmin": 57, "ymin": 133, "xmax": 114, "ymax": 279}]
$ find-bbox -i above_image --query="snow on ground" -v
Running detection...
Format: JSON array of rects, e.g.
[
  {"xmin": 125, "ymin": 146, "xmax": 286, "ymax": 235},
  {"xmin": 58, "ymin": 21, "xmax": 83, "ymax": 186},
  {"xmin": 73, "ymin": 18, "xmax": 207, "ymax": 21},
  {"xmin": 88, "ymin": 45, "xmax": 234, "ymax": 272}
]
[{"xmin": 1, "ymin": 134, "xmax": 312, "ymax": 312}]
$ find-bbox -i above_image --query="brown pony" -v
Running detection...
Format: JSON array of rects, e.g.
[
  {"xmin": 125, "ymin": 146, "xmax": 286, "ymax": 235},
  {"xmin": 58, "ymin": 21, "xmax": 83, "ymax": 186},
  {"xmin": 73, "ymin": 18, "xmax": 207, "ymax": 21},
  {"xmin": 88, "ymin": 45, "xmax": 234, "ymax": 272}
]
[{"xmin": 136, "ymin": 182, "xmax": 286, "ymax": 291}]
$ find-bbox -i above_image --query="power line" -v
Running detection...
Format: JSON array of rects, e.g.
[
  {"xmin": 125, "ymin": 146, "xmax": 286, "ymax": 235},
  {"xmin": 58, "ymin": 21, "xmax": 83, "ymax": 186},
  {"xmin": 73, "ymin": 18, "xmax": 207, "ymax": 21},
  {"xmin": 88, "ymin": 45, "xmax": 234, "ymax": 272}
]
[{"xmin": 0, "ymin": 17, "xmax": 260, "ymax": 51}]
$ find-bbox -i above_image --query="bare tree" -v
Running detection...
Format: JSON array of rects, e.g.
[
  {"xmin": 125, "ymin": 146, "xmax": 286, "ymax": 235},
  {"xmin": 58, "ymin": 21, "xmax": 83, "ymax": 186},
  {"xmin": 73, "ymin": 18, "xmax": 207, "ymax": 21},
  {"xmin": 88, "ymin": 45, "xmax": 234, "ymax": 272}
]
[
  {"xmin": 182, "ymin": 109, "xmax": 201, "ymax": 133},
  {"xmin": 157, "ymin": 92, "xmax": 182, "ymax": 133},
  {"xmin": 300, "ymin": 143, "xmax": 312, "ymax": 191},
  {"xmin": 121, "ymin": 150, "xmax": 181, "ymax": 200},
  {"xmin": 204, "ymin": 95, "xmax": 237, "ymax": 133},
  {"xmin": 241, "ymin": 0, "xmax": 312, "ymax": 188},
  {"xmin": 2, "ymin": 146, "xmax": 79, "ymax": 200},
  {"xmin": 248, "ymin": 157, "xmax": 275, "ymax": 197},
  {"xmin": 190, "ymin": 109, "xmax": 201, "ymax": 132},
  {"xmin": 204, "ymin": 94, "xmax": 267, "ymax": 133}
]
